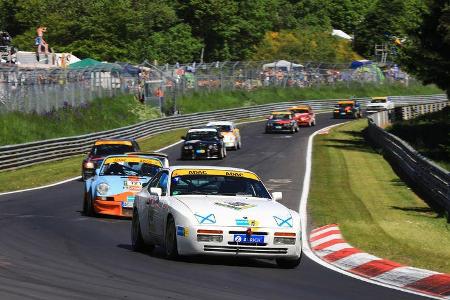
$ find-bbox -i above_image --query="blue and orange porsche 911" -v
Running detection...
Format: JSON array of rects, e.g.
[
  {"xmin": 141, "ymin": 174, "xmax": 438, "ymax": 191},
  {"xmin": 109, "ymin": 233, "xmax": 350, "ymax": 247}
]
[{"xmin": 83, "ymin": 153, "xmax": 167, "ymax": 217}]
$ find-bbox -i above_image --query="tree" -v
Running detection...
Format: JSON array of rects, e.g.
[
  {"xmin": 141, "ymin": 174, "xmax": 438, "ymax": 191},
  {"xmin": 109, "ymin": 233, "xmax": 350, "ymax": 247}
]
[
  {"xmin": 400, "ymin": 0, "xmax": 450, "ymax": 96},
  {"xmin": 353, "ymin": 0, "xmax": 426, "ymax": 57}
]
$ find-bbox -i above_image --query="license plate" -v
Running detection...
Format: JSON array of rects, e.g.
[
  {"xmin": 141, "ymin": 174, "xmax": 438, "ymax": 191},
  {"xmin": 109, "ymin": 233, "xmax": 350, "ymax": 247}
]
[
  {"xmin": 196, "ymin": 149, "xmax": 205, "ymax": 154},
  {"xmin": 340, "ymin": 112, "xmax": 346, "ymax": 115},
  {"xmin": 275, "ymin": 126, "xmax": 282, "ymax": 129},
  {"xmin": 121, "ymin": 201, "xmax": 134, "ymax": 208},
  {"xmin": 233, "ymin": 234, "xmax": 264, "ymax": 244}
]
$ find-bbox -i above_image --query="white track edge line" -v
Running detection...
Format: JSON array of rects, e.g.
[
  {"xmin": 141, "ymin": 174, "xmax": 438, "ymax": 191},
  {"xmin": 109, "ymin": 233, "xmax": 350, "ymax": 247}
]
[{"xmin": 298, "ymin": 122, "xmax": 442, "ymax": 300}]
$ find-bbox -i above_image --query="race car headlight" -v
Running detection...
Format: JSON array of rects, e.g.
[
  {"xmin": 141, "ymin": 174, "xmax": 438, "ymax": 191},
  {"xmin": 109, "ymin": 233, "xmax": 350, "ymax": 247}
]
[
  {"xmin": 84, "ymin": 162, "xmax": 95, "ymax": 169},
  {"xmin": 96, "ymin": 182, "xmax": 110, "ymax": 195},
  {"xmin": 208, "ymin": 144, "xmax": 218, "ymax": 149},
  {"xmin": 184, "ymin": 145, "xmax": 193, "ymax": 150}
]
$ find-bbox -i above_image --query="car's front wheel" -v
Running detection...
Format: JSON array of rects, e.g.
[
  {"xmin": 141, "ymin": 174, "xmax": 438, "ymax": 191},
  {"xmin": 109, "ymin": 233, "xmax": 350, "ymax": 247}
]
[
  {"xmin": 84, "ymin": 193, "xmax": 96, "ymax": 217},
  {"xmin": 276, "ymin": 255, "xmax": 302, "ymax": 269},
  {"xmin": 165, "ymin": 216, "xmax": 179, "ymax": 259}
]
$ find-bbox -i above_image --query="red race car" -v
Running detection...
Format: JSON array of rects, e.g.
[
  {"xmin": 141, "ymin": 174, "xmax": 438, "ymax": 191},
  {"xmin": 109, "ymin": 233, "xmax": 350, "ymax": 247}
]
[{"xmin": 289, "ymin": 105, "xmax": 316, "ymax": 127}]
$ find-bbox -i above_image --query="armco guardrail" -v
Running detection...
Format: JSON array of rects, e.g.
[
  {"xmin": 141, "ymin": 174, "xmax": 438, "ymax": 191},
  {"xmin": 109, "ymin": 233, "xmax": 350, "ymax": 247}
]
[
  {"xmin": 0, "ymin": 94, "xmax": 446, "ymax": 171},
  {"xmin": 367, "ymin": 101, "xmax": 450, "ymax": 218}
]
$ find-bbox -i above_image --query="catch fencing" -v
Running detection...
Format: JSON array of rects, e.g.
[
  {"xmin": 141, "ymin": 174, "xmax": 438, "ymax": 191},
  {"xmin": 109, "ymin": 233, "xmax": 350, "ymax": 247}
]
[
  {"xmin": 0, "ymin": 94, "xmax": 445, "ymax": 171},
  {"xmin": 367, "ymin": 101, "xmax": 450, "ymax": 219},
  {"xmin": 0, "ymin": 60, "xmax": 413, "ymax": 114}
]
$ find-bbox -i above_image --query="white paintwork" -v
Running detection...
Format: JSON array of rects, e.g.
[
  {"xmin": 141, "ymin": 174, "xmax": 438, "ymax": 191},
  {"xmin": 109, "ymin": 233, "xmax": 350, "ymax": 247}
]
[{"xmin": 134, "ymin": 166, "xmax": 302, "ymax": 259}]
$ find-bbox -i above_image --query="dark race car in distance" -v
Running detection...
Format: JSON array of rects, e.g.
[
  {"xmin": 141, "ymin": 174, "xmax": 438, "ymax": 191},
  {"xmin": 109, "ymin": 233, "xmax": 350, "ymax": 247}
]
[
  {"xmin": 82, "ymin": 139, "xmax": 140, "ymax": 180},
  {"xmin": 180, "ymin": 128, "xmax": 226, "ymax": 160},
  {"xmin": 333, "ymin": 100, "xmax": 362, "ymax": 119},
  {"xmin": 265, "ymin": 111, "xmax": 299, "ymax": 133}
]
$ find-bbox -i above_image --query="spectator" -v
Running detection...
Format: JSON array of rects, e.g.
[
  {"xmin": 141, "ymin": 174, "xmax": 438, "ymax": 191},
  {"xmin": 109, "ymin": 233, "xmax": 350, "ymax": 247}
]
[{"xmin": 35, "ymin": 26, "xmax": 49, "ymax": 60}]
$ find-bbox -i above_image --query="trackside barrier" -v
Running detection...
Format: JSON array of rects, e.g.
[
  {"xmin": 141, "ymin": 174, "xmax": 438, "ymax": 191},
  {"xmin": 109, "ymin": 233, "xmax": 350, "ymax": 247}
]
[
  {"xmin": 367, "ymin": 100, "xmax": 450, "ymax": 219},
  {"xmin": 0, "ymin": 94, "xmax": 446, "ymax": 171}
]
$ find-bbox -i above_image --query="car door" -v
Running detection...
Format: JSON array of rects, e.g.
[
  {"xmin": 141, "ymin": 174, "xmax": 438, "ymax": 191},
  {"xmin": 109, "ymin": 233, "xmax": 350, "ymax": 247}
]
[
  {"xmin": 152, "ymin": 171, "xmax": 170, "ymax": 243},
  {"xmin": 142, "ymin": 172, "xmax": 162, "ymax": 240}
]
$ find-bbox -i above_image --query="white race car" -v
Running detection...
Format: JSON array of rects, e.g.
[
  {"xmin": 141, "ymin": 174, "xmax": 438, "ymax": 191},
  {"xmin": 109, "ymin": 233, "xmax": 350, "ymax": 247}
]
[
  {"xmin": 365, "ymin": 96, "xmax": 395, "ymax": 114},
  {"xmin": 206, "ymin": 121, "xmax": 242, "ymax": 150},
  {"xmin": 131, "ymin": 166, "xmax": 302, "ymax": 268}
]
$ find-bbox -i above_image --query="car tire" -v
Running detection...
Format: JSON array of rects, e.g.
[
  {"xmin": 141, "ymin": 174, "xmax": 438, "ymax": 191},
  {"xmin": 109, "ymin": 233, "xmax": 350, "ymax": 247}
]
[
  {"xmin": 131, "ymin": 209, "xmax": 154, "ymax": 253},
  {"xmin": 165, "ymin": 216, "xmax": 179, "ymax": 259},
  {"xmin": 290, "ymin": 126, "xmax": 295, "ymax": 134},
  {"xmin": 85, "ymin": 193, "xmax": 96, "ymax": 217},
  {"xmin": 312, "ymin": 120, "xmax": 316, "ymax": 126},
  {"xmin": 237, "ymin": 139, "xmax": 242, "ymax": 149},
  {"xmin": 276, "ymin": 256, "xmax": 302, "ymax": 269},
  {"xmin": 224, "ymin": 147, "xmax": 227, "ymax": 157}
]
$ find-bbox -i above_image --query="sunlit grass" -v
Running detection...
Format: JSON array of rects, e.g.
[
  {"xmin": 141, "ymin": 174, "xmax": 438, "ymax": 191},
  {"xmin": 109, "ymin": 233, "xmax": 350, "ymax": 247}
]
[{"xmin": 309, "ymin": 120, "xmax": 450, "ymax": 273}]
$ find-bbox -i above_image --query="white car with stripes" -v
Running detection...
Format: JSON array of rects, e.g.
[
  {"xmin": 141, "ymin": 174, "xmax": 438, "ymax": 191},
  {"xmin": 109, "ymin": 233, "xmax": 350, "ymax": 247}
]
[{"xmin": 131, "ymin": 166, "xmax": 302, "ymax": 268}]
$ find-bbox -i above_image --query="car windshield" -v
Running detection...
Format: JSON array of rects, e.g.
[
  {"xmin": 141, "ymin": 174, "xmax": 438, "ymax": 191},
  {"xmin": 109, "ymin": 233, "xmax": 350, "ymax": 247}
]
[
  {"xmin": 186, "ymin": 131, "xmax": 218, "ymax": 141},
  {"xmin": 170, "ymin": 175, "xmax": 271, "ymax": 198},
  {"xmin": 92, "ymin": 144, "xmax": 135, "ymax": 156},
  {"xmin": 271, "ymin": 114, "xmax": 291, "ymax": 120},
  {"xmin": 291, "ymin": 109, "xmax": 309, "ymax": 114},
  {"xmin": 100, "ymin": 159, "xmax": 161, "ymax": 177},
  {"xmin": 371, "ymin": 98, "xmax": 387, "ymax": 103}
]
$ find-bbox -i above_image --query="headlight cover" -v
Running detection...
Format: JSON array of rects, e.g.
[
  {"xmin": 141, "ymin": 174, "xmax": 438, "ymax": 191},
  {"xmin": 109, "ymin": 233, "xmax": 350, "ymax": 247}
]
[
  {"xmin": 84, "ymin": 161, "xmax": 95, "ymax": 169},
  {"xmin": 184, "ymin": 145, "xmax": 193, "ymax": 150},
  {"xmin": 274, "ymin": 237, "xmax": 296, "ymax": 245},
  {"xmin": 96, "ymin": 182, "xmax": 110, "ymax": 195}
]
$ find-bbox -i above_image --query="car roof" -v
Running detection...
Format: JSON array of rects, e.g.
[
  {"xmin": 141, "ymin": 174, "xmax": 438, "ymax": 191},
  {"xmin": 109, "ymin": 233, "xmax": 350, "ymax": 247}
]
[
  {"xmin": 167, "ymin": 165, "xmax": 256, "ymax": 174},
  {"xmin": 94, "ymin": 139, "xmax": 135, "ymax": 146},
  {"xmin": 337, "ymin": 100, "xmax": 355, "ymax": 104},
  {"xmin": 206, "ymin": 121, "xmax": 234, "ymax": 126},
  {"xmin": 188, "ymin": 128, "xmax": 218, "ymax": 133},
  {"xmin": 271, "ymin": 111, "xmax": 292, "ymax": 115},
  {"xmin": 289, "ymin": 105, "xmax": 311, "ymax": 110},
  {"xmin": 371, "ymin": 96, "xmax": 388, "ymax": 100},
  {"xmin": 100, "ymin": 154, "xmax": 165, "ymax": 167},
  {"xmin": 126, "ymin": 152, "xmax": 168, "ymax": 158}
]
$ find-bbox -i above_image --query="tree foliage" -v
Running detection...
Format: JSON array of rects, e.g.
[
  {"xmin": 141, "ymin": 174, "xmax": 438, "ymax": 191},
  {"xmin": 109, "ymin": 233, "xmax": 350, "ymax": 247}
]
[
  {"xmin": 0, "ymin": 0, "xmax": 430, "ymax": 64},
  {"xmin": 400, "ymin": 0, "xmax": 450, "ymax": 96}
]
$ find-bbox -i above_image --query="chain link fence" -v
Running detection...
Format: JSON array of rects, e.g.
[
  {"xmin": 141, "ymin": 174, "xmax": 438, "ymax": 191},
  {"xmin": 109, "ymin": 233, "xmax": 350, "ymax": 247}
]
[{"xmin": 0, "ymin": 60, "xmax": 413, "ymax": 115}]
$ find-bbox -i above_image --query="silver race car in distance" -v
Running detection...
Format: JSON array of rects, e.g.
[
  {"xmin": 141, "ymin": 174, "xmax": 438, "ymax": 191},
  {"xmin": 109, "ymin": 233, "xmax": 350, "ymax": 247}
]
[{"xmin": 131, "ymin": 166, "xmax": 302, "ymax": 268}]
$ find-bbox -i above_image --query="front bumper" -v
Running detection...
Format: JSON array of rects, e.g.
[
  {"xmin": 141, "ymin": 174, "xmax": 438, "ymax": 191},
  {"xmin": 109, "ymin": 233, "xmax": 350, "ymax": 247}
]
[
  {"xmin": 176, "ymin": 225, "xmax": 301, "ymax": 259},
  {"xmin": 266, "ymin": 124, "xmax": 294, "ymax": 132},
  {"xmin": 333, "ymin": 112, "xmax": 356, "ymax": 118},
  {"xmin": 93, "ymin": 196, "xmax": 134, "ymax": 217},
  {"xmin": 182, "ymin": 148, "xmax": 221, "ymax": 159}
]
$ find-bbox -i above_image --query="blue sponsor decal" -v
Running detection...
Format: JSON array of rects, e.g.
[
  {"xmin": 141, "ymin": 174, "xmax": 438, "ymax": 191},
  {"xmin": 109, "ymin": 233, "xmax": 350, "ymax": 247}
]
[
  {"xmin": 233, "ymin": 234, "xmax": 264, "ymax": 244},
  {"xmin": 273, "ymin": 216, "xmax": 293, "ymax": 228},
  {"xmin": 176, "ymin": 226, "xmax": 189, "ymax": 237},
  {"xmin": 127, "ymin": 196, "xmax": 135, "ymax": 201},
  {"xmin": 194, "ymin": 213, "xmax": 216, "ymax": 224},
  {"xmin": 235, "ymin": 219, "xmax": 250, "ymax": 226}
]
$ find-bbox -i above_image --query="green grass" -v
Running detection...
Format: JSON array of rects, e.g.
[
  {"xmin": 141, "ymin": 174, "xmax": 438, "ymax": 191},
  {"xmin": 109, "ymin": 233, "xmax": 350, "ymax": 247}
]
[
  {"xmin": 0, "ymin": 94, "xmax": 160, "ymax": 146},
  {"xmin": 0, "ymin": 128, "xmax": 186, "ymax": 193},
  {"xmin": 387, "ymin": 106, "xmax": 450, "ymax": 170},
  {"xmin": 309, "ymin": 119, "xmax": 450, "ymax": 273},
  {"xmin": 178, "ymin": 82, "xmax": 442, "ymax": 114}
]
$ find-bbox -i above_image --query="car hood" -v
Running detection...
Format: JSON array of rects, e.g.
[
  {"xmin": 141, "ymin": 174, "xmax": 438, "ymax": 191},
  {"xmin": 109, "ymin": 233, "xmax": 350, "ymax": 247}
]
[
  {"xmin": 95, "ymin": 175, "xmax": 151, "ymax": 196},
  {"xmin": 268, "ymin": 120, "xmax": 291, "ymax": 124},
  {"xmin": 184, "ymin": 140, "xmax": 219, "ymax": 145},
  {"xmin": 174, "ymin": 196, "xmax": 295, "ymax": 229}
]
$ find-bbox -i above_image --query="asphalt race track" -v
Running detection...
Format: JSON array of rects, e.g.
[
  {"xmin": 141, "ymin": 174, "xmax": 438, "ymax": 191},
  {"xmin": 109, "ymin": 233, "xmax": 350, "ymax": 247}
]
[{"xmin": 0, "ymin": 114, "xmax": 427, "ymax": 300}]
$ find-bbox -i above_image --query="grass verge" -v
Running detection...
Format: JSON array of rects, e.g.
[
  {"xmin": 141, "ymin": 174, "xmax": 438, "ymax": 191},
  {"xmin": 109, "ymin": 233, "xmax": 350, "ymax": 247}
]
[
  {"xmin": 178, "ymin": 82, "xmax": 442, "ymax": 114},
  {"xmin": 0, "ymin": 128, "xmax": 186, "ymax": 193},
  {"xmin": 308, "ymin": 119, "xmax": 450, "ymax": 273},
  {"xmin": 0, "ymin": 94, "xmax": 160, "ymax": 146}
]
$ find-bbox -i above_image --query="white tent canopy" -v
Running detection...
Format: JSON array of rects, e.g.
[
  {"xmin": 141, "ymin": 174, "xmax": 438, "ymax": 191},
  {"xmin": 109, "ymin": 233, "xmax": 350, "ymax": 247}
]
[
  {"xmin": 263, "ymin": 60, "xmax": 304, "ymax": 71},
  {"xmin": 332, "ymin": 29, "xmax": 353, "ymax": 40}
]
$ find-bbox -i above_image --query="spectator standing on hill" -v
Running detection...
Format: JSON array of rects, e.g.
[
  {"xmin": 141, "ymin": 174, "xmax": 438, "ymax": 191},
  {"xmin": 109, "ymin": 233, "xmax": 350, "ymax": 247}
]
[{"xmin": 35, "ymin": 26, "xmax": 49, "ymax": 61}]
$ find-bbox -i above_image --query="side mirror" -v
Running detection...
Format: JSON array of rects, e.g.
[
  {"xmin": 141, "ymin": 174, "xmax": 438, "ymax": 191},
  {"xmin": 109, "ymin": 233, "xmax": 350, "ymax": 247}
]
[
  {"xmin": 219, "ymin": 135, "xmax": 224, "ymax": 139},
  {"xmin": 180, "ymin": 136, "xmax": 186, "ymax": 140},
  {"xmin": 150, "ymin": 187, "xmax": 162, "ymax": 197},
  {"xmin": 272, "ymin": 192, "xmax": 282, "ymax": 201},
  {"xmin": 95, "ymin": 169, "xmax": 100, "ymax": 176}
]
